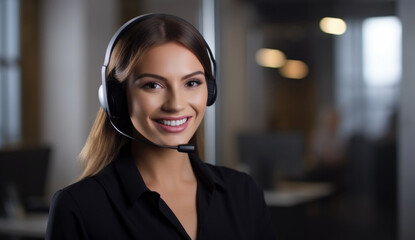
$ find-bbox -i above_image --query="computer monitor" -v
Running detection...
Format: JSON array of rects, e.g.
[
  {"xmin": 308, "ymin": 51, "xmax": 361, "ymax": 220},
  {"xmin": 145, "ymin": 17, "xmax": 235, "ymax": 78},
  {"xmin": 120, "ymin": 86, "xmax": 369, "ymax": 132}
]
[
  {"xmin": 0, "ymin": 145, "xmax": 51, "ymax": 215},
  {"xmin": 237, "ymin": 132, "xmax": 304, "ymax": 190}
]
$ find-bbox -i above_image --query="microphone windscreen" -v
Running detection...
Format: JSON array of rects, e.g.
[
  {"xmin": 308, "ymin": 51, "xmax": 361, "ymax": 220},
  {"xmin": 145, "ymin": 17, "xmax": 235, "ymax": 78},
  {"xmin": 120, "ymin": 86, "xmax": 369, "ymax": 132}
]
[{"xmin": 177, "ymin": 144, "xmax": 195, "ymax": 153}]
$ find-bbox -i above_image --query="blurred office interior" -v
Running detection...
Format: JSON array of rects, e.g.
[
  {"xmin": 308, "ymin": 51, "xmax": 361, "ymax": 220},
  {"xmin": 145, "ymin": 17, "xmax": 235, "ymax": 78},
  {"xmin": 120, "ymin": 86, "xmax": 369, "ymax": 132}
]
[{"xmin": 0, "ymin": 0, "xmax": 414, "ymax": 239}]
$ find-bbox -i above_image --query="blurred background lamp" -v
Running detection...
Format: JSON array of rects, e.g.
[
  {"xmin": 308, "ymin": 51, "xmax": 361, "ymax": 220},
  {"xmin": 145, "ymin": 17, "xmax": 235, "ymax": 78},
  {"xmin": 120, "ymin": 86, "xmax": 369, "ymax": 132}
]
[
  {"xmin": 279, "ymin": 60, "xmax": 309, "ymax": 79},
  {"xmin": 320, "ymin": 17, "xmax": 347, "ymax": 35},
  {"xmin": 255, "ymin": 48, "xmax": 286, "ymax": 68}
]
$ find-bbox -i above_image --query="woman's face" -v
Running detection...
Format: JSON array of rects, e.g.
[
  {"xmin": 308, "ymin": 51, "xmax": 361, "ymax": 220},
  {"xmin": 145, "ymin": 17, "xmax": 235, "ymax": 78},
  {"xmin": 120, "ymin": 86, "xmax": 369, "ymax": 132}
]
[{"xmin": 126, "ymin": 42, "xmax": 208, "ymax": 148}]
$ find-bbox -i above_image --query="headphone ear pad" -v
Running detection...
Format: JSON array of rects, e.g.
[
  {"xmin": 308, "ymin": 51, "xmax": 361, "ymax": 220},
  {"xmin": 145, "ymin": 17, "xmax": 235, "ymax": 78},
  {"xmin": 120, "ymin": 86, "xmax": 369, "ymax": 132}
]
[
  {"xmin": 207, "ymin": 76, "xmax": 217, "ymax": 106},
  {"xmin": 106, "ymin": 80, "xmax": 128, "ymax": 118}
]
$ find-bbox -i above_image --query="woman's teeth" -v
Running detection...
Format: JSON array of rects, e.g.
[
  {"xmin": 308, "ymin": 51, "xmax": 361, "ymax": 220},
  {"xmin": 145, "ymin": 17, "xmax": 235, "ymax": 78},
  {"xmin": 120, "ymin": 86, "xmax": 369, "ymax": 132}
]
[{"xmin": 157, "ymin": 118, "xmax": 187, "ymax": 126}]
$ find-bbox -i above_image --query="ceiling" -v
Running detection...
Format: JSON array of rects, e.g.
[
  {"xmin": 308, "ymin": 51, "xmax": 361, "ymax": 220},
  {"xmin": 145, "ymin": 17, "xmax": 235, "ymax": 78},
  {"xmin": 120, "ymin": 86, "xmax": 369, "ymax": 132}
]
[{"xmin": 244, "ymin": 0, "xmax": 397, "ymax": 24}]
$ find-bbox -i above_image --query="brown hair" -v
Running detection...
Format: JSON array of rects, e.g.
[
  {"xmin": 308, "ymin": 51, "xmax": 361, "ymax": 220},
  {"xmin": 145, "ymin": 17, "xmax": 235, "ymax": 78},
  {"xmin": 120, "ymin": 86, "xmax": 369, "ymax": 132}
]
[{"xmin": 79, "ymin": 14, "xmax": 212, "ymax": 178}]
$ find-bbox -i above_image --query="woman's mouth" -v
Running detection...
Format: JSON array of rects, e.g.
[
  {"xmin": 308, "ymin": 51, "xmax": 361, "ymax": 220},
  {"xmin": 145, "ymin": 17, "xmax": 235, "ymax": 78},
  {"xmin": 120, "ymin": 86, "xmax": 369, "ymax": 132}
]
[
  {"xmin": 154, "ymin": 117, "xmax": 191, "ymax": 133},
  {"xmin": 156, "ymin": 118, "xmax": 188, "ymax": 126}
]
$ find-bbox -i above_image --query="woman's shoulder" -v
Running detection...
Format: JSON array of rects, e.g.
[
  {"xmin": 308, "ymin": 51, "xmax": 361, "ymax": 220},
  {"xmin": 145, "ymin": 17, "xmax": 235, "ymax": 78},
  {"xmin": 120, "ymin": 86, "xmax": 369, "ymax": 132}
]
[
  {"xmin": 209, "ymin": 165, "xmax": 276, "ymax": 239},
  {"xmin": 52, "ymin": 159, "xmax": 119, "ymax": 203},
  {"xmin": 48, "ymin": 174, "xmax": 120, "ymax": 226},
  {"xmin": 46, "ymin": 167, "xmax": 125, "ymax": 239},
  {"xmin": 206, "ymin": 163, "xmax": 250, "ymax": 181},
  {"xmin": 205, "ymin": 163, "xmax": 263, "ymax": 195},
  {"xmin": 50, "ymin": 177, "xmax": 104, "ymax": 208},
  {"xmin": 62, "ymin": 176, "xmax": 102, "ymax": 194}
]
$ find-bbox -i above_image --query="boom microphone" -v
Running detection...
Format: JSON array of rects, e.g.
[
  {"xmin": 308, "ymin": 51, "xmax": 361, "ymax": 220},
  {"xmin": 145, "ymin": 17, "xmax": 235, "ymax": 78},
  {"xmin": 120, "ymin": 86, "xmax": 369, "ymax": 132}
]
[
  {"xmin": 107, "ymin": 114, "xmax": 195, "ymax": 153},
  {"xmin": 98, "ymin": 85, "xmax": 195, "ymax": 153}
]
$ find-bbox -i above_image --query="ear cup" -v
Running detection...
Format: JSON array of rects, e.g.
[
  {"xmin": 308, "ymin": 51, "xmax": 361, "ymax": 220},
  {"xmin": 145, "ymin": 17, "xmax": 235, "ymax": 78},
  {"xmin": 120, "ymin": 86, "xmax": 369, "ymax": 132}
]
[
  {"xmin": 101, "ymin": 77, "xmax": 133, "ymax": 135},
  {"xmin": 205, "ymin": 41, "xmax": 217, "ymax": 106},
  {"xmin": 106, "ymin": 79, "xmax": 128, "ymax": 118},
  {"xmin": 207, "ymin": 76, "xmax": 217, "ymax": 106}
]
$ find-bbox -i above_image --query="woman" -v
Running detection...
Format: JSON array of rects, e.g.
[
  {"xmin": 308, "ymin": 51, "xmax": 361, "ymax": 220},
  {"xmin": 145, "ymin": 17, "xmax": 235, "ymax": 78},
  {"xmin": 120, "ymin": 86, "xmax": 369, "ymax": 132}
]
[{"xmin": 46, "ymin": 14, "xmax": 275, "ymax": 240}]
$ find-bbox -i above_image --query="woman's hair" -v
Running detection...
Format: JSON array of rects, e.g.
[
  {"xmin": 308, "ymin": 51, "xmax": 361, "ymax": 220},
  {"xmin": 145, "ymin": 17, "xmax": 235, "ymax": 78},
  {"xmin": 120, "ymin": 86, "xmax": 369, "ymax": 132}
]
[{"xmin": 79, "ymin": 14, "xmax": 212, "ymax": 178}]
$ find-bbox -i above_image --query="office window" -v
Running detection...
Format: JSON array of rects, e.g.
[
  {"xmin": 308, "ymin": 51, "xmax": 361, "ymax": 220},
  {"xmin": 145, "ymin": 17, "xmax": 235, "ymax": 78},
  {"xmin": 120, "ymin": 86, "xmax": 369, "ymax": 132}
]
[
  {"xmin": 0, "ymin": 0, "xmax": 21, "ymax": 146},
  {"xmin": 362, "ymin": 16, "xmax": 401, "ymax": 138},
  {"xmin": 335, "ymin": 16, "xmax": 401, "ymax": 140}
]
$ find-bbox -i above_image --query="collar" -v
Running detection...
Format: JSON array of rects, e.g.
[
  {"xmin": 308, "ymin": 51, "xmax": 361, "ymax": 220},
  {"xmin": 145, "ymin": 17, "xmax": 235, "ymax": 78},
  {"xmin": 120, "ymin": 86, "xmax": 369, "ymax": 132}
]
[
  {"xmin": 113, "ymin": 145, "xmax": 226, "ymax": 205},
  {"xmin": 113, "ymin": 145, "xmax": 148, "ymax": 205},
  {"xmin": 188, "ymin": 152, "xmax": 225, "ymax": 193}
]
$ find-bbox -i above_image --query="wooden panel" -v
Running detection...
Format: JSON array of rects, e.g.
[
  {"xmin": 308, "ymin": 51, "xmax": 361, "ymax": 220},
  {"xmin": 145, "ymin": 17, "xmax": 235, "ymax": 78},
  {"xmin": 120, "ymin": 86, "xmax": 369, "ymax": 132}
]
[{"xmin": 20, "ymin": 0, "xmax": 41, "ymax": 144}]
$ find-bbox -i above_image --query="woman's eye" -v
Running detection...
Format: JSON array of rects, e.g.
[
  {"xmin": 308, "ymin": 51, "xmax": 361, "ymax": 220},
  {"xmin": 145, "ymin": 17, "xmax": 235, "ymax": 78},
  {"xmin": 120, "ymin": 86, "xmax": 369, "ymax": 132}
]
[
  {"xmin": 143, "ymin": 82, "xmax": 162, "ymax": 89},
  {"xmin": 186, "ymin": 80, "xmax": 202, "ymax": 87}
]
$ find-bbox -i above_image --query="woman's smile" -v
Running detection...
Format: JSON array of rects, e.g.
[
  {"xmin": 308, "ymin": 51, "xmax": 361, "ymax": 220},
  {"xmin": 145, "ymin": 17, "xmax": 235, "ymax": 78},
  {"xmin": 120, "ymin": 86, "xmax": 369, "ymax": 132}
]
[{"xmin": 154, "ymin": 116, "xmax": 192, "ymax": 133}]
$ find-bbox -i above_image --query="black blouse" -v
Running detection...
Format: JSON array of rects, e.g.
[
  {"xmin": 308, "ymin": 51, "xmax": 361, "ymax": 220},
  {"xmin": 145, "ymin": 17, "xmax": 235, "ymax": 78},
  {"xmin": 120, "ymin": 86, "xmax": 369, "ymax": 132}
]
[{"xmin": 46, "ymin": 146, "xmax": 276, "ymax": 240}]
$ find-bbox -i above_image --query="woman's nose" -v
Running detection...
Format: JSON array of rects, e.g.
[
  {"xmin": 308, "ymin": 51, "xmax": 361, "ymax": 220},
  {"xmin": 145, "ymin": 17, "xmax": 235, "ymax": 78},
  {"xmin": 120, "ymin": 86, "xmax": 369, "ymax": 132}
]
[{"xmin": 161, "ymin": 88, "xmax": 185, "ymax": 112}]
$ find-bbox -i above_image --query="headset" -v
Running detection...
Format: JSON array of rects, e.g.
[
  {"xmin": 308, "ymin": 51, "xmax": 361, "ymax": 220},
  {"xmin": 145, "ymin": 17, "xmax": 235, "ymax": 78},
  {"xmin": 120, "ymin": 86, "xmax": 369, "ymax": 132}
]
[{"xmin": 98, "ymin": 13, "xmax": 217, "ymax": 153}]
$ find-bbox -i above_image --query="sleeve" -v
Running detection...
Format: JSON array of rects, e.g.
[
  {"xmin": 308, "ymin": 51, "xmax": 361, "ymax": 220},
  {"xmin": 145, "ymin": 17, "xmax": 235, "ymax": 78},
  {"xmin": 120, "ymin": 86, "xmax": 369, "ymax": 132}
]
[
  {"xmin": 45, "ymin": 190, "xmax": 89, "ymax": 240},
  {"xmin": 247, "ymin": 176, "xmax": 276, "ymax": 240}
]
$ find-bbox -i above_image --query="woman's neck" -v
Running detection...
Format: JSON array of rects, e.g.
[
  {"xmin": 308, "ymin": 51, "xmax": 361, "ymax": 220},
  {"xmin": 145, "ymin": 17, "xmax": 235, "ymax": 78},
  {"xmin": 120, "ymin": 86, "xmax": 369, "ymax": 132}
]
[{"xmin": 130, "ymin": 141, "xmax": 195, "ymax": 189}]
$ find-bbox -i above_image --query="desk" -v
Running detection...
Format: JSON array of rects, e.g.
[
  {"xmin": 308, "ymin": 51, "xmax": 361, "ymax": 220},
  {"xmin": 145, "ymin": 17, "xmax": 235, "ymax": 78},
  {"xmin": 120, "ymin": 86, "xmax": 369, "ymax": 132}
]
[
  {"xmin": 0, "ymin": 214, "xmax": 48, "ymax": 239},
  {"xmin": 264, "ymin": 181, "xmax": 334, "ymax": 207}
]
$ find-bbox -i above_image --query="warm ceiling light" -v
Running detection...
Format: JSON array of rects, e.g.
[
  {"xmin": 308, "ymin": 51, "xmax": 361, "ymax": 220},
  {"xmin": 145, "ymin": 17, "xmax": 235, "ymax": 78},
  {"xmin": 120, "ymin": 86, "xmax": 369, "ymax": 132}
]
[
  {"xmin": 319, "ymin": 17, "xmax": 347, "ymax": 35},
  {"xmin": 279, "ymin": 60, "xmax": 309, "ymax": 79},
  {"xmin": 255, "ymin": 48, "xmax": 286, "ymax": 68}
]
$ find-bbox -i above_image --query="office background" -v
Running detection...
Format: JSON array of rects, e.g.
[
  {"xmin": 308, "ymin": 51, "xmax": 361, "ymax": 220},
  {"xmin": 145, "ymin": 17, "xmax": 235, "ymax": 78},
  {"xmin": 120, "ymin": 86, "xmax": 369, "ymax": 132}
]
[{"xmin": 0, "ymin": 0, "xmax": 414, "ymax": 239}]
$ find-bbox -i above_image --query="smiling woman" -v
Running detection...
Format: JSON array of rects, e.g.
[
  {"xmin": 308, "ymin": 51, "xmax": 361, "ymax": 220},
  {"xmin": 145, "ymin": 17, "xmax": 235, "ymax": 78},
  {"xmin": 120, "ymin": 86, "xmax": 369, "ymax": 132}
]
[
  {"xmin": 45, "ymin": 14, "xmax": 275, "ymax": 240},
  {"xmin": 127, "ymin": 42, "xmax": 208, "ymax": 148}
]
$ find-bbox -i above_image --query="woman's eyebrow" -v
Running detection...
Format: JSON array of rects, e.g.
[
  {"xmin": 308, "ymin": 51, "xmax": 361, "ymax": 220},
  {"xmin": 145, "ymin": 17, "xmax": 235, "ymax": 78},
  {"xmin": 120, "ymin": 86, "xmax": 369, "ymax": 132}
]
[
  {"xmin": 135, "ymin": 71, "xmax": 205, "ymax": 82},
  {"xmin": 135, "ymin": 73, "xmax": 167, "ymax": 81},
  {"xmin": 182, "ymin": 71, "xmax": 205, "ymax": 80}
]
